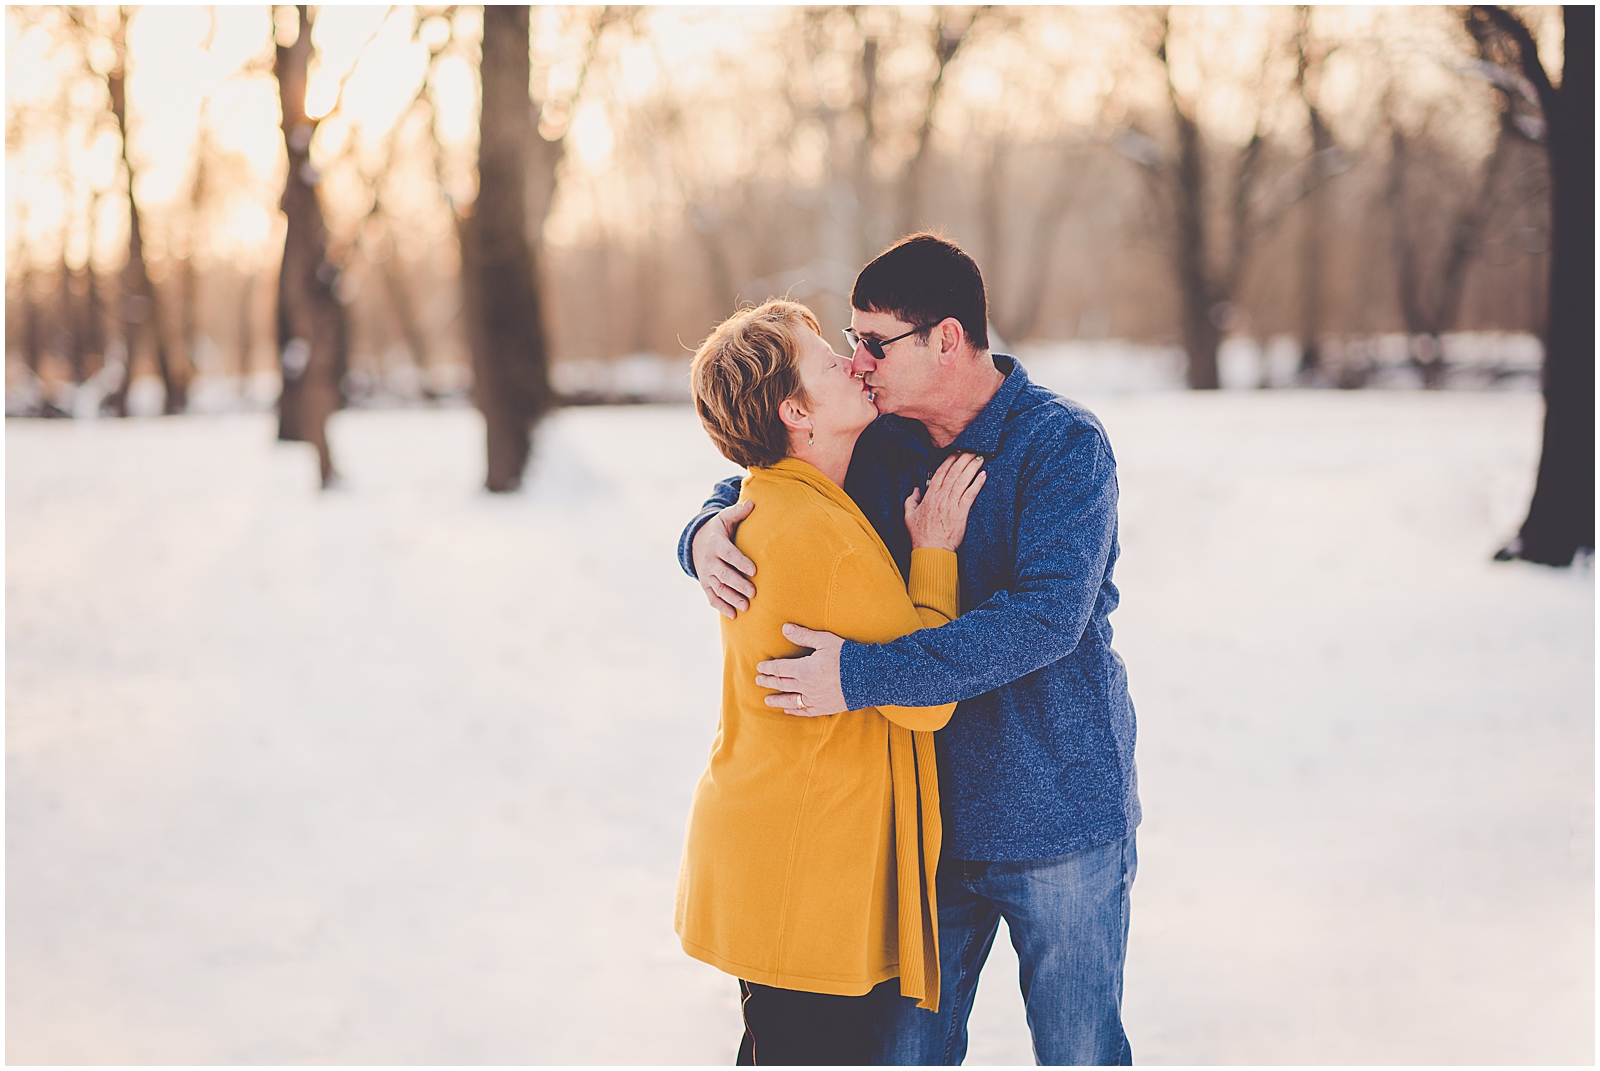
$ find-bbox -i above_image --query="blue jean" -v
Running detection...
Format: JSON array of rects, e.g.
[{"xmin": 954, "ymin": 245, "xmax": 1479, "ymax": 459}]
[{"xmin": 872, "ymin": 832, "xmax": 1137, "ymax": 1066}]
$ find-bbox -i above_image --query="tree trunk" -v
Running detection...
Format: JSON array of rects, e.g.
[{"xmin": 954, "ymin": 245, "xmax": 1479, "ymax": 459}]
[
  {"xmin": 103, "ymin": 8, "xmax": 183, "ymax": 416},
  {"xmin": 1151, "ymin": 12, "xmax": 1237, "ymax": 392},
  {"xmin": 1412, "ymin": 333, "xmax": 1448, "ymax": 390},
  {"xmin": 1388, "ymin": 123, "xmax": 1440, "ymax": 390},
  {"xmin": 1502, "ymin": 5, "xmax": 1595, "ymax": 564},
  {"xmin": 20, "ymin": 265, "xmax": 43, "ymax": 377},
  {"xmin": 469, "ymin": 4, "xmax": 553, "ymax": 493},
  {"xmin": 1296, "ymin": 175, "xmax": 1328, "ymax": 382},
  {"xmin": 1169, "ymin": 106, "xmax": 1222, "ymax": 390},
  {"xmin": 1387, "ymin": 13, "xmax": 1528, "ymax": 394},
  {"xmin": 176, "ymin": 140, "xmax": 207, "ymax": 408},
  {"xmin": 1178, "ymin": 288, "xmax": 1223, "ymax": 391},
  {"xmin": 82, "ymin": 189, "xmax": 107, "ymax": 383},
  {"xmin": 59, "ymin": 255, "xmax": 87, "ymax": 384},
  {"xmin": 274, "ymin": 5, "xmax": 347, "ymax": 487},
  {"xmin": 179, "ymin": 254, "xmax": 199, "ymax": 397},
  {"xmin": 236, "ymin": 270, "xmax": 256, "ymax": 384},
  {"xmin": 1294, "ymin": 9, "xmax": 1334, "ymax": 382}
]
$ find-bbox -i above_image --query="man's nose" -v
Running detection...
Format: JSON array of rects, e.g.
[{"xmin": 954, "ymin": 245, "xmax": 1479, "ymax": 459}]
[{"xmin": 849, "ymin": 348, "xmax": 876, "ymax": 377}]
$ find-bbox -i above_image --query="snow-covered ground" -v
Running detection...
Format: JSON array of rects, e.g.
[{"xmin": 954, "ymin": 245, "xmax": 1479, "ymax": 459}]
[{"xmin": 6, "ymin": 387, "xmax": 1592, "ymax": 1064}]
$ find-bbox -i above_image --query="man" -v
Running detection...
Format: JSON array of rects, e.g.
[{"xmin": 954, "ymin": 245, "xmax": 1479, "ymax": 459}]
[{"xmin": 678, "ymin": 234, "xmax": 1139, "ymax": 1065}]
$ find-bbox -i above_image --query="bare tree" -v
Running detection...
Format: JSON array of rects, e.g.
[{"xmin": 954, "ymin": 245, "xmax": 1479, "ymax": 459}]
[
  {"xmin": 1121, "ymin": 8, "xmax": 1346, "ymax": 389},
  {"xmin": 172, "ymin": 126, "xmax": 212, "ymax": 398},
  {"xmin": 994, "ymin": 121, "xmax": 1118, "ymax": 343},
  {"xmin": 895, "ymin": 7, "xmax": 983, "ymax": 237},
  {"xmin": 665, "ymin": 5, "xmax": 989, "ymax": 332},
  {"xmin": 459, "ymin": 5, "xmax": 615, "ymax": 489},
  {"xmin": 1130, "ymin": 9, "xmax": 1275, "ymax": 389},
  {"xmin": 408, "ymin": 6, "xmax": 612, "ymax": 486},
  {"xmin": 1374, "ymin": 8, "xmax": 1555, "ymax": 390},
  {"xmin": 1476, "ymin": 5, "xmax": 1593, "ymax": 566},
  {"xmin": 8, "ymin": 3, "xmax": 1567, "ymax": 427},
  {"xmin": 75, "ymin": 7, "xmax": 188, "ymax": 416},
  {"xmin": 273, "ymin": 5, "xmax": 350, "ymax": 487},
  {"xmin": 343, "ymin": 99, "xmax": 440, "ymax": 400},
  {"xmin": 465, "ymin": 7, "xmax": 552, "ymax": 491},
  {"xmin": 176, "ymin": 18, "xmax": 219, "ymax": 398},
  {"xmin": 54, "ymin": 215, "xmax": 87, "ymax": 391},
  {"xmin": 632, "ymin": 16, "xmax": 751, "ymax": 318},
  {"xmin": 1383, "ymin": 105, "xmax": 1517, "ymax": 388},
  {"xmin": 81, "ymin": 189, "xmax": 109, "ymax": 385},
  {"xmin": 15, "ymin": 233, "xmax": 45, "ymax": 381},
  {"xmin": 1291, "ymin": 6, "xmax": 1340, "ymax": 382}
]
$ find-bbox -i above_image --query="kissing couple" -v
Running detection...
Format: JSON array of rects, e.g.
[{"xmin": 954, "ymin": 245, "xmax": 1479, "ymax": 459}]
[{"xmin": 675, "ymin": 234, "xmax": 1140, "ymax": 1066}]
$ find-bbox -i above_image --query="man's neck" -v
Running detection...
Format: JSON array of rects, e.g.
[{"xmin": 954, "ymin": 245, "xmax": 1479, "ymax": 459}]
[{"xmin": 918, "ymin": 356, "xmax": 1007, "ymax": 449}]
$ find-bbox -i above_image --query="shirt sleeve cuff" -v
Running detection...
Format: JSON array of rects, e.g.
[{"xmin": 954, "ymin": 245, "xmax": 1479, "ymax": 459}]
[
  {"xmin": 907, "ymin": 547, "xmax": 959, "ymax": 621},
  {"xmin": 840, "ymin": 640, "xmax": 879, "ymax": 711},
  {"xmin": 841, "ymin": 550, "xmax": 958, "ymax": 710},
  {"xmin": 677, "ymin": 506, "xmax": 724, "ymax": 578}
]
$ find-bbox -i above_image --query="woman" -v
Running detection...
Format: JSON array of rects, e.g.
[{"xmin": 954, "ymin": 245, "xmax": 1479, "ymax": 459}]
[{"xmin": 675, "ymin": 300, "xmax": 986, "ymax": 1065}]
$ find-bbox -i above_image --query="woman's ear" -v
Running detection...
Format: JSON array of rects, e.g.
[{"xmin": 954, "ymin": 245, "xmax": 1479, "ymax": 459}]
[{"xmin": 777, "ymin": 397, "xmax": 810, "ymax": 434}]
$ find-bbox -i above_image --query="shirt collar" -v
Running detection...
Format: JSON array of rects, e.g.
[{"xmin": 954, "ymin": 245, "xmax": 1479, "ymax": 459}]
[
  {"xmin": 948, "ymin": 354, "xmax": 1024, "ymax": 456},
  {"xmin": 868, "ymin": 354, "xmax": 1026, "ymax": 459}
]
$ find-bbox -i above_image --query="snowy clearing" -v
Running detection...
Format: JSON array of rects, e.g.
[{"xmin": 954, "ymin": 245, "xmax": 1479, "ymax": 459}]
[{"xmin": 6, "ymin": 387, "xmax": 1592, "ymax": 1064}]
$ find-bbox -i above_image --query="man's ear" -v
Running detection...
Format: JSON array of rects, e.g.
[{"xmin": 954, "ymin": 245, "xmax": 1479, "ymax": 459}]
[{"xmin": 935, "ymin": 318, "xmax": 965, "ymax": 364}]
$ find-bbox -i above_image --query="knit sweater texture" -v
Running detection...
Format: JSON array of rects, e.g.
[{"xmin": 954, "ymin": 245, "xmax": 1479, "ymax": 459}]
[
  {"xmin": 678, "ymin": 356, "xmax": 1140, "ymax": 862},
  {"xmin": 674, "ymin": 459, "xmax": 959, "ymax": 1009}
]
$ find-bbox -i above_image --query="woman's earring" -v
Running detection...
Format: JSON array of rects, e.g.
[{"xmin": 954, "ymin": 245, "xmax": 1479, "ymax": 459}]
[{"xmin": 807, "ymin": 429, "xmax": 814, "ymax": 446}]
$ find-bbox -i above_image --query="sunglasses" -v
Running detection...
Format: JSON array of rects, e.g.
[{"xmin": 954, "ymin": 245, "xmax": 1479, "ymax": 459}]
[{"xmin": 843, "ymin": 324, "xmax": 934, "ymax": 361}]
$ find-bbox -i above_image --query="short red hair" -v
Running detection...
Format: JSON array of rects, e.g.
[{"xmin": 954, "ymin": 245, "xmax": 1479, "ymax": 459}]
[{"xmin": 690, "ymin": 300, "xmax": 820, "ymax": 469}]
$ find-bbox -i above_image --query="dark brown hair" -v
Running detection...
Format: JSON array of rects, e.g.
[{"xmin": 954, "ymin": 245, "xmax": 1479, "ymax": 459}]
[
  {"xmin": 690, "ymin": 299, "xmax": 820, "ymax": 469},
  {"xmin": 852, "ymin": 233, "xmax": 990, "ymax": 352}
]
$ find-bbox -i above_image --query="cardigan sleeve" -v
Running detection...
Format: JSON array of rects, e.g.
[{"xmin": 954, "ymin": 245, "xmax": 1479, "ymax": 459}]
[
  {"xmin": 905, "ymin": 547, "xmax": 960, "ymax": 630},
  {"xmin": 826, "ymin": 546, "xmax": 959, "ymax": 732}
]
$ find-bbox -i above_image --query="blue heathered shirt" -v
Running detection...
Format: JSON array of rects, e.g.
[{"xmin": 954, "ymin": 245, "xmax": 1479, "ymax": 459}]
[{"xmin": 678, "ymin": 355, "xmax": 1140, "ymax": 862}]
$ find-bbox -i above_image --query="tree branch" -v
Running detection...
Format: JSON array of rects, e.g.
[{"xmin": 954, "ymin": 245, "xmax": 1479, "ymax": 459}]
[{"xmin": 1473, "ymin": 6, "xmax": 1558, "ymax": 121}]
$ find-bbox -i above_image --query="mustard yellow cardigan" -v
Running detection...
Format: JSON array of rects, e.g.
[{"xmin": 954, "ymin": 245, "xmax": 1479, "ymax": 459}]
[{"xmin": 675, "ymin": 458, "xmax": 958, "ymax": 1011}]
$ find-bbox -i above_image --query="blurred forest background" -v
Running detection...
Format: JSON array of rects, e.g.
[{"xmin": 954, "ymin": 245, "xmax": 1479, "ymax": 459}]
[
  {"xmin": 4, "ymin": 4, "xmax": 1591, "ymax": 556},
  {"xmin": 5, "ymin": 11, "xmax": 1593, "ymax": 1061}
]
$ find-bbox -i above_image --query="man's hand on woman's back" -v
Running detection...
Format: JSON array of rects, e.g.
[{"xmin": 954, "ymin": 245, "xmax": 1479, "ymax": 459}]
[{"xmin": 693, "ymin": 499, "xmax": 758, "ymax": 619}]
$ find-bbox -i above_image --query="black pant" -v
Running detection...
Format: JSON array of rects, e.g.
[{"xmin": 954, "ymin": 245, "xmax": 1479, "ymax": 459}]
[{"xmin": 736, "ymin": 979, "xmax": 889, "ymax": 1065}]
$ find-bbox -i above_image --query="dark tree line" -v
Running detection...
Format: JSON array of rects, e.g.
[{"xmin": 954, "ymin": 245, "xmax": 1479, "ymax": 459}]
[{"xmin": 6, "ymin": 5, "xmax": 1582, "ymax": 530}]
